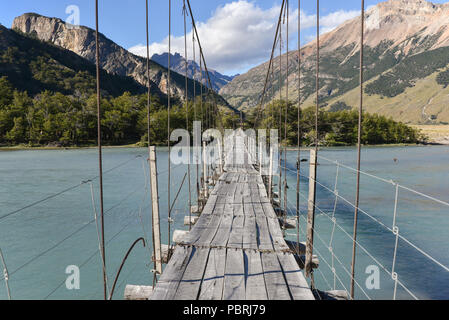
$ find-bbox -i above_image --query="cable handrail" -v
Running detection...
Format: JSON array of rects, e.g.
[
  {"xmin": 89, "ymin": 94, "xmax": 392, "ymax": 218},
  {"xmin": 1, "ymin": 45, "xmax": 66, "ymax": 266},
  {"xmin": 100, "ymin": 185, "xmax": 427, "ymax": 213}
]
[
  {"xmin": 280, "ymin": 160, "xmax": 449, "ymax": 275},
  {"xmin": 43, "ymin": 207, "xmax": 145, "ymax": 300},
  {"xmin": 285, "ymin": 194, "xmax": 419, "ymax": 300},
  {"xmin": 0, "ymin": 155, "xmax": 144, "ymax": 223},
  {"xmin": 316, "ymin": 155, "xmax": 449, "ymax": 208},
  {"xmin": 305, "ymin": 173, "xmax": 449, "ymax": 275},
  {"xmin": 0, "ymin": 182, "xmax": 146, "ymax": 283},
  {"xmin": 286, "ymin": 205, "xmax": 371, "ymax": 300}
]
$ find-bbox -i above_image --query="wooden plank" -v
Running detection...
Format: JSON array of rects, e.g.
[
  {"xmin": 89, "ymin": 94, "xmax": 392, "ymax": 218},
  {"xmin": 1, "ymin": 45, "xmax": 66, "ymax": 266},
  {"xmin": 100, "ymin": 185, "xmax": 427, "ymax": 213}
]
[
  {"xmin": 234, "ymin": 182, "xmax": 244, "ymax": 204},
  {"xmin": 174, "ymin": 247, "xmax": 211, "ymax": 300},
  {"xmin": 124, "ymin": 285, "xmax": 153, "ymax": 300},
  {"xmin": 203, "ymin": 141, "xmax": 209, "ymax": 198},
  {"xmin": 223, "ymin": 249, "xmax": 246, "ymax": 300},
  {"xmin": 245, "ymin": 250, "xmax": 268, "ymax": 300},
  {"xmin": 202, "ymin": 194, "xmax": 218, "ymax": 214},
  {"xmin": 228, "ymin": 207, "xmax": 244, "ymax": 249},
  {"xmin": 181, "ymin": 214, "xmax": 212, "ymax": 244},
  {"xmin": 277, "ymin": 252, "xmax": 315, "ymax": 300},
  {"xmin": 254, "ymin": 210, "xmax": 274, "ymax": 251},
  {"xmin": 261, "ymin": 252, "xmax": 291, "ymax": 300},
  {"xmin": 211, "ymin": 211, "xmax": 233, "ymax": 247},
  {"xmin": 198, "ymin": 248, "xmax": 226, "ymax": 300},
  {"xmin": 149, "ymin": 147, "xmax": 162, "ymax": 275},
  {"xmin": 268, "ymin": 147, "xmax": 273, "ymax": 201},
  {"xmin": 195, "ymin": 204, "xmax": 224, "ymax": 247},
  {"xmin": 261, "ymin": 202, "xmax": 277, "ymax": 219},
  {"xmin": 242, "ymin": 203, "xmax": 258, "ymax": 250},
  {"xmin": 266, "ymin": 217, "xmax": 289, "ymax": 252},
  {"xmin": 261, "ymin": 200, "xmax": 289, "ymax": 252},
  {"xmin": 306, "ymin": 149, "xmax": 317, "ymax": 277},
  {"xmin": 151, "ymin": 246, "xmax": 193, "ymax": 300}
]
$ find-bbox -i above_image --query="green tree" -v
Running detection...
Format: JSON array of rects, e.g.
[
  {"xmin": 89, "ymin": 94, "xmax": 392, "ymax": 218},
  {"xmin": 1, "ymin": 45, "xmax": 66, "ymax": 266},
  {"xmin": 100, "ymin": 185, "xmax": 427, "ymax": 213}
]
[
  {"xmin": 0, "ymin": 77, "xmax": 13, "ymax": 107},
  {"xmin": 6, "ymin": 117, "xmax": 26, "ymax": 143}
]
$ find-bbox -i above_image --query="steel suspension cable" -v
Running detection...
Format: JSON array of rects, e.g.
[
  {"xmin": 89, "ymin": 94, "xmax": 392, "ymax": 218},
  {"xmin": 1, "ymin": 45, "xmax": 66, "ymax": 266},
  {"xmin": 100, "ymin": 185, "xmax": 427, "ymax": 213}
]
[
  {"xmin": 2, "ymin": 183, "xmax": 145, "ymax": 283},
  {"xmin": 186, "ymin": 0, "xmax": 223, "ymax": 132},
  {"xmin": 306, "ymin": 0, "xmax": 320, "ymax": 289},
  {"xmin": 89, "ymin": 182, "xmax": 109, "ymax": 295},
  {"xmin": 272, "ymin": 59, "xmax": 275, "ymax": 127},
  {"xmin": 167, "ymin": 0, "xmax": 172, "ymax": 249},
  {"xmin": 200, "ymin": 57, "xmax": 204, "ymax": 127},
  {"xmin": 192, "ymin": 24, "xmax": 200, "ymax": 209},
  {"xmin": 94, "ymin": 0, "xmax": 107, "ymax": 300},
  {"xmin": 146, "ymin": 0, "xmax": 151, "ymax": 148},
  {"xmin": 350, "ymin": 0, "xmax": 365, "ymax": 300},
  {"xmin": 0, "ymin": 248, "xmax": 11, "ymax": 300},
  {"xmin": 108, "ymin": 237, "xmax": 146, "ymax": 300},
  {"xmin": 144, "ymin": 0, "xmax": 157, "ymax": 288},
  {"xmin": 0, "ymin": 155, "xmax": 141, "ymax": 223},
  {"xmin": 183, "ymin": 0, "xmax": 192, "ymax": 231},
  {"xmin": 253, "ymin": 0, "xmax": 286, "ymax": 129},
  {"xmin": 44, "ymin": 209, "xmax": 141, "ymax": 300},
  {"xmin": 296, "ymin": 0, "xmax": 302, "ymax": 253},
  {"xmin": 278, "ymin": 9, "xmax": 284, "ymax": 214},
  {"xmin": 283, "ymin": 0, "xmax": 289, "ymax": 237}
]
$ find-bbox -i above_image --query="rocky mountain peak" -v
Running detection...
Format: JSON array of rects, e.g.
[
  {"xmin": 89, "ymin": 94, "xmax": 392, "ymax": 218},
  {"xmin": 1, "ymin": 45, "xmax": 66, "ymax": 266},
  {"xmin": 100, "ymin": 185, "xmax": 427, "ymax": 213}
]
[
  {"xmin": 12, "ymin": 13, "xmax": 196, "ymax": 100},
  {"xmin": 220, "ymin": 0, "xmax": 449, "ymax": 124}
]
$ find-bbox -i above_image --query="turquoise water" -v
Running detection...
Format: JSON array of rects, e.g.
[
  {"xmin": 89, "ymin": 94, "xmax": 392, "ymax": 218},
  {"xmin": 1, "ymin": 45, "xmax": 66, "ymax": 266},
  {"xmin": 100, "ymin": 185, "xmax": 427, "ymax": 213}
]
[{"xmin": 0, "ymin": 145, "xmax": 448, "ymax": 300}]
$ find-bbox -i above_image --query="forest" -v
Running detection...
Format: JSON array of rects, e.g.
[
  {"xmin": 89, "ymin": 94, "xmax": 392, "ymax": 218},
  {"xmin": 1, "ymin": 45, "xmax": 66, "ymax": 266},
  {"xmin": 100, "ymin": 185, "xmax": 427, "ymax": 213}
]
[
  {"xmin": 0, "ymin": 77, "xmax": 424, "ymax": 147},
  {"xmin": 248, "ymin": 100, "xmax": 424, "ymax": 146},
  {"xmin": 0, "ymin": 76, "xmax": 228, "ymax": 147},
  {"xmin": 1, "ymin": 79, "xmax": 424, "ymax": 147}
]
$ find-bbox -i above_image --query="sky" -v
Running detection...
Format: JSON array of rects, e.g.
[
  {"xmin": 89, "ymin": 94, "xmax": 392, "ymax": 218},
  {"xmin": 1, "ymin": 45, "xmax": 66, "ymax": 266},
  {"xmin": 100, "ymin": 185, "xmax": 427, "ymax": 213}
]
[{"xmin": 1, "ymin": 0, "xmax": 448, "ymax": 75}]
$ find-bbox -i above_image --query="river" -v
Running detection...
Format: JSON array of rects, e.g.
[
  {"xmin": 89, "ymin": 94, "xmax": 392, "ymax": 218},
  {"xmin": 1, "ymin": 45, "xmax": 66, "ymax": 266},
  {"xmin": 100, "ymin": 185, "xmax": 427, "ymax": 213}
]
[{"xmin": 0, "ymin": 145, "xmax": 448, "ymax": 300}]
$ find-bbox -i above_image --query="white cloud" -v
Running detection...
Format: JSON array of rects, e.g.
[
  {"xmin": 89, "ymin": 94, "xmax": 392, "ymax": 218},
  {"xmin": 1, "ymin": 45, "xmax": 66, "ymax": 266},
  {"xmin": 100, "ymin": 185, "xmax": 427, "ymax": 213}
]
[{"xmin": 129, "ymin": 1, "xmax": 361, "ymax": 74}]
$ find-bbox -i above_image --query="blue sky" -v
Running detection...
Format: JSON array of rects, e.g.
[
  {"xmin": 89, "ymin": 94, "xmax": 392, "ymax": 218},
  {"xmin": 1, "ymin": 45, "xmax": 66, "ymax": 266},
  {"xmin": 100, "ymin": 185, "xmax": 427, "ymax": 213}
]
[{"xmin": 1, "ymin": 0, "xmax": 448, "ymax": 75}]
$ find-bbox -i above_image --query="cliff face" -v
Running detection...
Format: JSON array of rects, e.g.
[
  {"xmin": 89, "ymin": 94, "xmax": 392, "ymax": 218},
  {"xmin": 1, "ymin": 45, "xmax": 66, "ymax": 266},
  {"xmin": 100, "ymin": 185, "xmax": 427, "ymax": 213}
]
[
  {"xmin": 0, "ymin": 24, "xmax": 144, "ymax": 97},
  {"xmin": 308, "ymin": 0, "xmax": 449, "ymax": 55},
  {"xmin": 12, "ymin": 13, "xmax": 194, "ymax": 100},
  {"xmin": 219, "ymin": 0, "xmax": 449, "ymax": 124}
]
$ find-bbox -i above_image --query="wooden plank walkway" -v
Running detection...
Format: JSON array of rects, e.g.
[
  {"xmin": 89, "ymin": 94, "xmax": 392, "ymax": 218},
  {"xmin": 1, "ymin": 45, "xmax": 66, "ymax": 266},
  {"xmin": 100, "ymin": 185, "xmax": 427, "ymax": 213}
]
[{"xmin": 151, "ymin": 131, "xmax": 314, "ymax": 300}]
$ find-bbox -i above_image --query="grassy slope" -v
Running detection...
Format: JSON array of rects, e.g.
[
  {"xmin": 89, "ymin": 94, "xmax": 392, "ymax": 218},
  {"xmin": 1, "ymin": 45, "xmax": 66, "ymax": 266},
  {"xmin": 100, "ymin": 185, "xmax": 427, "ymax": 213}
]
[
  {"xmin": 413, "ymin": 124, "xmax": 449, "ymax": 144},
  {"xmin": 301, "ymin": 66, "xmax": 449, "ymax": 124}
]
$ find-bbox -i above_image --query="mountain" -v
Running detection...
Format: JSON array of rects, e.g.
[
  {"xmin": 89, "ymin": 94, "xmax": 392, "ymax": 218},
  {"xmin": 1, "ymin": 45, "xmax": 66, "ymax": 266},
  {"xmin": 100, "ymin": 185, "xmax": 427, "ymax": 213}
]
[
  {"xmin": 11, "ymin": 13, "xmax": 230, "ymax": 107},
  {"xmin": 0, "ymin": 24, "xmax": 144, "ymax": 97},
  {"xmin": 220, "ymin": 0, "xmax": 449, "ymax": 124},
  {"xmin": 151, "ymin": 52, "xmax": 237, "ymax": 91}
]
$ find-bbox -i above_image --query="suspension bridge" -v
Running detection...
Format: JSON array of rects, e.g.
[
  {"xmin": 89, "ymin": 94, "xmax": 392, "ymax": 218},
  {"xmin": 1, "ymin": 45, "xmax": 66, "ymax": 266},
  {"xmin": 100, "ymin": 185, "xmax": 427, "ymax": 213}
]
[
  {"xmin": 147, "ymin": 130, "xmax": 315, "ymax": 300},
  {"xmin": 1, "ymin": 0, "xmax": 449, "ymax": 302}
]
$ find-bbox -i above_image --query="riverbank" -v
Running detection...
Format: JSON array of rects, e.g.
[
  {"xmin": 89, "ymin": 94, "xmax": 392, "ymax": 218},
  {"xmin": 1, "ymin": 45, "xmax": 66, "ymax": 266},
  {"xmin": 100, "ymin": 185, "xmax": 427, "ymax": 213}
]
[
  {"xmin": 0, "ymin": 143, "xmax": 142, "ymax": 151},
  {"xmin": 0, "ymin": 141, "xmax": 434, "ymax": 152},
  {"xmin": 413, "ymin": 125, "xmax": 449, "ymax": 145}
]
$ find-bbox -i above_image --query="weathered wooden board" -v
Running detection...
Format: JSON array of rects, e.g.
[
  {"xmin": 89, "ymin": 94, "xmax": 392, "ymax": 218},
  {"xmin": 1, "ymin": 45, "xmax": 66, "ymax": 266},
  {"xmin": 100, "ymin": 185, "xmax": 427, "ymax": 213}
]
[
  {"xmin": 151, "ymin": 246, "xmax": 193, "ymax": 300},
  {"xmin": 173, "ymin": 247, "xmax": 211, "ymax": 300},
  {"xmin": 255, "ymin": 215, "xmax": 274, "ymax": 251},
  {"xmin": 223, "ymin": 248, "xmax": 246, "ymax": 300},
  {"xmin": 245, "ymin": 250, "xmax": 268, "ymax": 300},
  {"xmin": 261, "ymin": 252, "xmax": 291, "ymax": 300},
  {"xmin": 228, "ymin": 204, "xmax": 244, "ymax": 249},
  {"xmin": 194, "ymin": 204, "xmax": 225, "ymax": 247},
  {"xmin": 277, "ymin": 252, "xmax": 315, "ymax": 300},
  {"xmin": 242, "ymin": 210, "xmax": 258, "ymax": 250},
  {"xmin": 198, "ymin": 248, "xmax": 226, "ymax": 300}
]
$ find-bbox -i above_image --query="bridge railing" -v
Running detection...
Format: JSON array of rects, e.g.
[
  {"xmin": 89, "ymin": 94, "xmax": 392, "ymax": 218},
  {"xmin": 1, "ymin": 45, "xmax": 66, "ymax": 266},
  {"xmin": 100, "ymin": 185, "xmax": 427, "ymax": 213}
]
[
  {"xmin": 281, "ymin": 152, "xmax": 449, "ymax": 300},
  {"xmin": 0, "ymin": 153, "xmax": 193, "ymax": 300}
]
